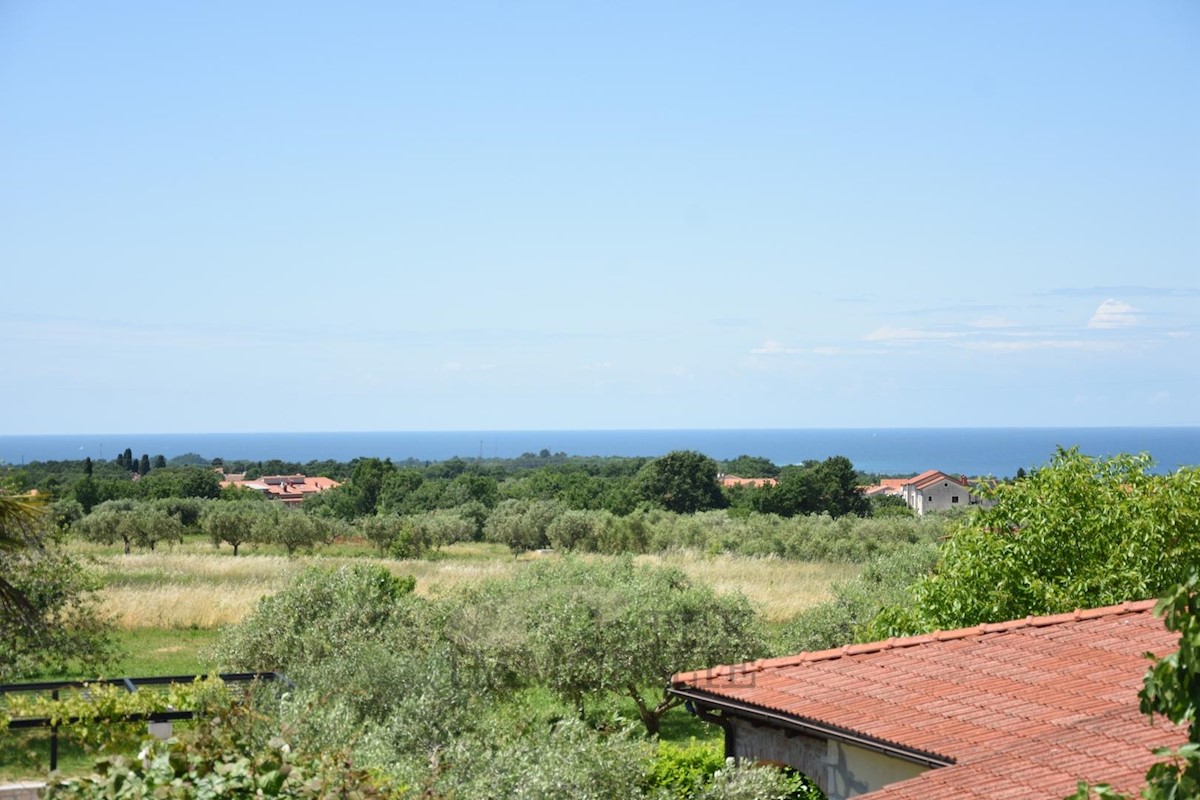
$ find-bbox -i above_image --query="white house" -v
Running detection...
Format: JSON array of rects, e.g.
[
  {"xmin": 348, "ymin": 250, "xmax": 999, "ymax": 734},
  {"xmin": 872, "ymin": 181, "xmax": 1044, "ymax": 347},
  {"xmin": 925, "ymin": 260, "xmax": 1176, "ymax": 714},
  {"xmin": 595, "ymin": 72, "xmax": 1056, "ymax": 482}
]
[{"xmin": 899, "ymin": 470, "xmax": 981, "ymax": 515}]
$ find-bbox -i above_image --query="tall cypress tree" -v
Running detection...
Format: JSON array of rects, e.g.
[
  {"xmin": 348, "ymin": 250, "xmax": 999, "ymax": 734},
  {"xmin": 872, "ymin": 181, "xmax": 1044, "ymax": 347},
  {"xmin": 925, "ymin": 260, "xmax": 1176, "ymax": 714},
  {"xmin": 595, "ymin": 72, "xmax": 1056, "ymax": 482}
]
[{"xmin": 138, "ymin": 454, "xmax": 150, "ymax": 476}]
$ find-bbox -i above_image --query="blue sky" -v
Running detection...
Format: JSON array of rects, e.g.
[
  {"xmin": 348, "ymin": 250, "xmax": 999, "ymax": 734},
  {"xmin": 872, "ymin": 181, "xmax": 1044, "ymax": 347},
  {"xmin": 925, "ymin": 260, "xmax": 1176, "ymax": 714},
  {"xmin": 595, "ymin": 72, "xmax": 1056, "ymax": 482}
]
[{"xmin": 2, "ymin": 1, "xmax": 1197, "ymax": 433}]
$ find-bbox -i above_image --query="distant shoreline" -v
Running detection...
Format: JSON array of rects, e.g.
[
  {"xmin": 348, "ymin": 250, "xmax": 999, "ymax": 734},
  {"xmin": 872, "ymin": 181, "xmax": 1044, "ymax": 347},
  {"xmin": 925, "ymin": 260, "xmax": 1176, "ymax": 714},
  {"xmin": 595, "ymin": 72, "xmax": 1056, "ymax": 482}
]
[{"xmin": 3, "ymin": 427, "xmax": 1198, "ymax": 477}]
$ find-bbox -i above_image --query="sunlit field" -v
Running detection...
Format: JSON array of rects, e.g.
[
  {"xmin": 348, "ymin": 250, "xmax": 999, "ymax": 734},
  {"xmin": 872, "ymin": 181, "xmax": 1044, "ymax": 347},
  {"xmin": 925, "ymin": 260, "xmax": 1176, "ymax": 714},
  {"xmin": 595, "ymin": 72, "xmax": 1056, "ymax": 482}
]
[{"xmin": 83, "ymin": 540, "xmax": 856, "ymax": 631}]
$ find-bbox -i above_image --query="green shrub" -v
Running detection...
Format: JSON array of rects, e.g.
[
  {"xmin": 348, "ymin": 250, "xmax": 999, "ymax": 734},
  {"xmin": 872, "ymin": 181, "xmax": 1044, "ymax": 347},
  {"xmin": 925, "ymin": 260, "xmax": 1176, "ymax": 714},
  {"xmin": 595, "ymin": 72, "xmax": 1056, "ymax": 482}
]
[
  {"xmin": 427, "ymin": 717, "xmax": 651, "ymax": 800},
  {"xmin": 461, "ymin": 557, "xmax": 764, "ymax": 735},
  {"xmin": 866, "ymin": 450, "xmax": 1200, "ymax": 637},
  {"xmin": 780, "ymin": 542, "xmax": 939, "ymax": 653},
  {"xmin": 646, "ymin": 739, "xmax": 726, "ymax": 799},
  {"xmin": 43, "ymin": 698, "xmax": 392, "ymax": 799},
  {"xmin": 213, "ymin": 564, "xmax": 418, "ymax": 673}
]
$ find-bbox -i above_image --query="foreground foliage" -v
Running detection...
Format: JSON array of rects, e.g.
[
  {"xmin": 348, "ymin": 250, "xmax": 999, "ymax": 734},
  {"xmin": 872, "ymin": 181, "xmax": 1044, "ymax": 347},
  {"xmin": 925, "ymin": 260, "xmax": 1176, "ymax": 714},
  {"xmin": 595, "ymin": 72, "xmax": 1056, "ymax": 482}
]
[
  {"xmin": 0, "ymin": 485, "xmax": 114, "ymax": 682},
  {"xmin": 867, "ymin": 449, "xmax": 1200, "ymax": 637},
  {"xmin": 43, "ymin": 698, "xmax": 394, "ymax": 799},
  {"xmin": 1067, "ymin": 574, "xmax": 1200, "ymax": 800},
  {"xmin": 205, "ymin": 560, "xmax": 809, "ymax": 798},
  {"xmin": 780, "ymin": 542, "xmax": 939, "ymax": 653},
  {"xmin": 460, "ymin": 558, "xmax": 765, "ymax": 734}
]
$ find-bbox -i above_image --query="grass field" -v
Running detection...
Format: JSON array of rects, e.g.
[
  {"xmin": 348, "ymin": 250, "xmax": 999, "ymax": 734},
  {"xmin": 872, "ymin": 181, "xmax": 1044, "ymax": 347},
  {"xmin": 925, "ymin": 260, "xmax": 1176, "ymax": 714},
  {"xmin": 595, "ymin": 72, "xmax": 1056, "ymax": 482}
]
[
  {"xmin": 90, "ymin": 540, "xmax": 856, "ymax": 633},
  {"xmin": 2, "ymin": 539, "xmax": 856, "ymax": 782}
]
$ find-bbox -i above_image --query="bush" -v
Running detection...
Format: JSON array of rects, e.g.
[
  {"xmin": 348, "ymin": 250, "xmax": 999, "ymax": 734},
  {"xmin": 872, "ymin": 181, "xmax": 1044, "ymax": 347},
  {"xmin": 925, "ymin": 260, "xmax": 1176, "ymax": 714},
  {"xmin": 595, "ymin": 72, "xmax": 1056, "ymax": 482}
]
[
  {"xmin": 779, "ymin": 542, "xmax": 939, "ymax": 653},
  {"xmin": 214, "ymin": 564, "xmax": 419, "ymax": 673},
  {"xmin": 646, "ymin": 739, "xmax": 726, "ymax": 799},
  {"xmin": 546, "ymin": 508, "xmax": 604, "ymax": 551},
  {"xmin": 866, "ymin": 450, "xmax": 1200, "ymax": 637},
  {"xmin": 282, "ymin": 638, "xmax": 479, "ymax": 775},
  {"xmin": 43, "ymin": 697, "xmax": 391, "ymax": 799},
  {"xmin": 691, "ymin": 760, "xmax": 823, "ymax": 800},
  {"xmin": 0, "ymin": 543, "xmax": 115, "ymax": 681},
  {"xmin": 462, "ymin": 557, "xmax": 764, "ymax": 734},
  {"xmin": 151, "ymin": 497, "xmax": 206, "ymax": 528},
  {"xmin": 409, "ymin": 507, "xmax": 477, "ymax": 550},
  {"xmin": 359, "ymin": 514, "xmax": 412, "ymax": 554},
  {"xmin": 484, "ymin": 498, "xmax": 565, "ymax": 555},
  {"xmin": 427, "ymin": 717, "xmax": 651, "ymax": 800}
]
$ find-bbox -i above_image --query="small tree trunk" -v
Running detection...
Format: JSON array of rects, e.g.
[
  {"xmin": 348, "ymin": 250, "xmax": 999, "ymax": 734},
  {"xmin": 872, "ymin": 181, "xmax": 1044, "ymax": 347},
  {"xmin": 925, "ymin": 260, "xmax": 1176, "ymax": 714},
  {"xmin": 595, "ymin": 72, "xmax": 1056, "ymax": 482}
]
[{"xmin": 627, "ymin": 684, "xmax": 682, "ymax": 736}]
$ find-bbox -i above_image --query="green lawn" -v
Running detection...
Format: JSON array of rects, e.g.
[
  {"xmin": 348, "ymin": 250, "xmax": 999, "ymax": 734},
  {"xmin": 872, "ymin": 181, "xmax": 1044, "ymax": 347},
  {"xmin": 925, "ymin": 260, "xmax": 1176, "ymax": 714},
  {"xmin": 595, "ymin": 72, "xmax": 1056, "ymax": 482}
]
[{"xmin": 111, "ymin": 627, "xmax": 221, "ymax": 678}]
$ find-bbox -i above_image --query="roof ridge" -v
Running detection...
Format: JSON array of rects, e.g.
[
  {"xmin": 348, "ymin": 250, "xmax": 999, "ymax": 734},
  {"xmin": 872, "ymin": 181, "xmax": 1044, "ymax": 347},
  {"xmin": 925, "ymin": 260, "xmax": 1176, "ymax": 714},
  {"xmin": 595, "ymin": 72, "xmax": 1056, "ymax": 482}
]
[{"xmin": 671, "ymin": 598, "xmax": 1159, "ymax": 684}]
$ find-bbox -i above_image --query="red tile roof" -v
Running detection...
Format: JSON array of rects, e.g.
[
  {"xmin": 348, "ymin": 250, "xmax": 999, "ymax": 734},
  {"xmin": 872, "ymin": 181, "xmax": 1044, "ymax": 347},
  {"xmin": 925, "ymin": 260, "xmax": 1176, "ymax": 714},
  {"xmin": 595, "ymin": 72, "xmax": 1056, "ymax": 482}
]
[
  {"xmin": 719, "ymin": 475, "xmax": 780, "ymax": 488},
  {"xmin": 902, "ymin": 469, "xmax": 946, "ymax": 487},
  {"xmin": 672, "ymin": 600, "xmax": 1183, "ymax": 799},
  {"xmin": 219, "ymin": 474, "xmax": 340, "ymax": 505}
]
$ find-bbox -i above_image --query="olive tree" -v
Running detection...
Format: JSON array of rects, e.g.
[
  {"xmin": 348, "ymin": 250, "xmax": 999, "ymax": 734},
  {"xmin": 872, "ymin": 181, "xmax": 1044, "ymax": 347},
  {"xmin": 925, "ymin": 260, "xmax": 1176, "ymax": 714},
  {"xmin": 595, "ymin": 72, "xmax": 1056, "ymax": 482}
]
[
  {"xmin": 203, "ymin": 502, "xmax": 267, "ymax": 556},
  {"xmin": 76, "ymin": 499, "xmax": 140, "ymax": 554},
  {"xmin": 126, "ymin": 507, "xmax": 185, "ymax": 551},
  {"xmin": 215, "ymin": 564, "xmax": 419, "ymax": 673},
  {"xmin": 484, "ymin": 499, "xmax": 564, "ymax": 556},
  {"xmin": 256, "ymin": 507, "xmax": 324, "ymax": 556},
  {"xmin": 475, "ymin": 558, "xmax": 764, "ymax": 734}
]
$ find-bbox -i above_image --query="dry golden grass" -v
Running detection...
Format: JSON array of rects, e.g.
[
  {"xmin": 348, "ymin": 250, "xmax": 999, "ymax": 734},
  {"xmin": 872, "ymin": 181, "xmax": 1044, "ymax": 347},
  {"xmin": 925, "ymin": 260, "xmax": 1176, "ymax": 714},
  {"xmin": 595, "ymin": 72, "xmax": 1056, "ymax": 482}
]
[
  {"xmin": 89, "ymin": 544, "xmax": 524, "ymax": 629},
  {"xmin": 99, "ymin": 585, "xmax": 271, "ymax": 630},
  {"xmin": 636, "ymin": 552, "xmax": 859, "ymax": 623},
  {"xmin": 83, "ymin": 540, "xmax": 857, "ymax": 630}
]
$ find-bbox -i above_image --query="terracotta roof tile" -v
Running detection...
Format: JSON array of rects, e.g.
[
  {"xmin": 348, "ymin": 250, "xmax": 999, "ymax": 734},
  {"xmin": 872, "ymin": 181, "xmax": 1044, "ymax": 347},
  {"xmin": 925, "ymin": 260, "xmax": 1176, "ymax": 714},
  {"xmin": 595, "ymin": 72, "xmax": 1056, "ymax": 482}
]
[
  {"xmin": 220, "ymin": 474, "xmax": 341, "ymax": 504},
  {"xmin": 672, "ymin": 599, "xmax": 1182, "ymax": 799}
]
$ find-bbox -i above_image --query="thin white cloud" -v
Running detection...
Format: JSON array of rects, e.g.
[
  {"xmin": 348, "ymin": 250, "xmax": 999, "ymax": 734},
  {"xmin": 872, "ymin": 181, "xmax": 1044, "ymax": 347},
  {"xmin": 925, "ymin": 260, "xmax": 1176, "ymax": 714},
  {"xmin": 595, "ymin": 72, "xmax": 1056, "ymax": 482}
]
[
  {"xmin": 961, "ymin": 339, "xmax": 1123, "ymax": 353},
  {"xmin": 1088, "ymin": 299, "xmax": 1139, "ymax": 329},
  {"xmin": 970, "ymin": 316, "xmax": 1021, "ymax": 329},
  {"xmin": 438, "ymin": 361, "xmax": 497, "ymax": 374},
  {"xmin": 751, "ymin": 339, "xmax": 806, "ymax": 355},
  {"xmin": 862, "ymin": 326, "xmax": 965, "ymax": 343},
  {"xmin": 1045, "ymin": 286, "xmax": 1200, "ymax": 299}
]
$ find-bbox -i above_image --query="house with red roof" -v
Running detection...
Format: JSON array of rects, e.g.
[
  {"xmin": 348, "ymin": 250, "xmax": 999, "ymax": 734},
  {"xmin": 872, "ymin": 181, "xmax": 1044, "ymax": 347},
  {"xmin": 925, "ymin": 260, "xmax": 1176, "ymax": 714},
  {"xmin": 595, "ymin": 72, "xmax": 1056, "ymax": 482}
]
[
  {"xmin": 670, "ymin": 600, "xmax": 1182, "ymax": 799},
  {"xmin": 862, "ymin": 470, "xmax": 991, "ymax": 515},
  {"xmin": 219, "ymin": 474, "xmax": 340, "ymax": 506},
  {"xmin": 718, "ymin": 475, "xmax": 780, "ymax": 489},
  {"xmin": 900, "ymin": 470, "xmax": 973, "ymax": 515}
]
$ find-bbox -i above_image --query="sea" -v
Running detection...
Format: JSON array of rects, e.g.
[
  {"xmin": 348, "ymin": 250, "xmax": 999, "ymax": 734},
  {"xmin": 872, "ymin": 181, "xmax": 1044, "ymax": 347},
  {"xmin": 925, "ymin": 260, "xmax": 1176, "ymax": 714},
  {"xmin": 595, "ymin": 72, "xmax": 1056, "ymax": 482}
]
[{"xmin": 1, "ymin": 428, "xmax": 1198, "ymax": 477}]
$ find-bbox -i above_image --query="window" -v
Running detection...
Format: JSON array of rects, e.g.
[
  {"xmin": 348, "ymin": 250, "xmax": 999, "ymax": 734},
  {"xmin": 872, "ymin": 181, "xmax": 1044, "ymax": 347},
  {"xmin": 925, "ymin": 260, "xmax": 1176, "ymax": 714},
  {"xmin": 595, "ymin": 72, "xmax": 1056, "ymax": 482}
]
[{"xmin": 952, "ymin": 496, "xmax": 959, "ymax": 504}]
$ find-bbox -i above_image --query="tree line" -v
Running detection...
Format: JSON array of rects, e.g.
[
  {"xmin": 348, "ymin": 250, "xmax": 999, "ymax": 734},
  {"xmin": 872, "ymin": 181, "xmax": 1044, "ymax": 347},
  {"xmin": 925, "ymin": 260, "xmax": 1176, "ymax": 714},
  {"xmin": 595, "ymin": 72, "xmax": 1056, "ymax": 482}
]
[{"xmin": 5, "ymin": 450, "xmax": 884, "ymax": 519}]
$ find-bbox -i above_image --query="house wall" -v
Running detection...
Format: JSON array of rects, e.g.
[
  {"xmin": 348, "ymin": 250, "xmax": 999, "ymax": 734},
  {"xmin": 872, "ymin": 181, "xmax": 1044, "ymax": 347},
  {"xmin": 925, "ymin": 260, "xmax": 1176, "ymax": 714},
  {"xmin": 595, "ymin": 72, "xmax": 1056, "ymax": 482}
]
[
  {"xmin": 912, "ymin": 479, "xmax": 967, "ymax": 516},
  {"xmin": 825, "ymin": 739, "xmax": 927, "ymax": 799},
  {"xmin": 729, "ymin": 719, "xmax": 929, "ymax": 800},
  {"xmin": 730, "ymin": 717, "xmax": 825, "ymax": 785}
]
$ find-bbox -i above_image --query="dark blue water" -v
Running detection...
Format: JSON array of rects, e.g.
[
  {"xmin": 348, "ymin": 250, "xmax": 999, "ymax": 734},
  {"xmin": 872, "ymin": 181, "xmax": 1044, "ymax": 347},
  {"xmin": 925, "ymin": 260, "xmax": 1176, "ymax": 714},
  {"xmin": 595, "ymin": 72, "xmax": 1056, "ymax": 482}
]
[{"xmin": 1, "ymin": 428, "xmax": 1197, "ymax": 476}]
